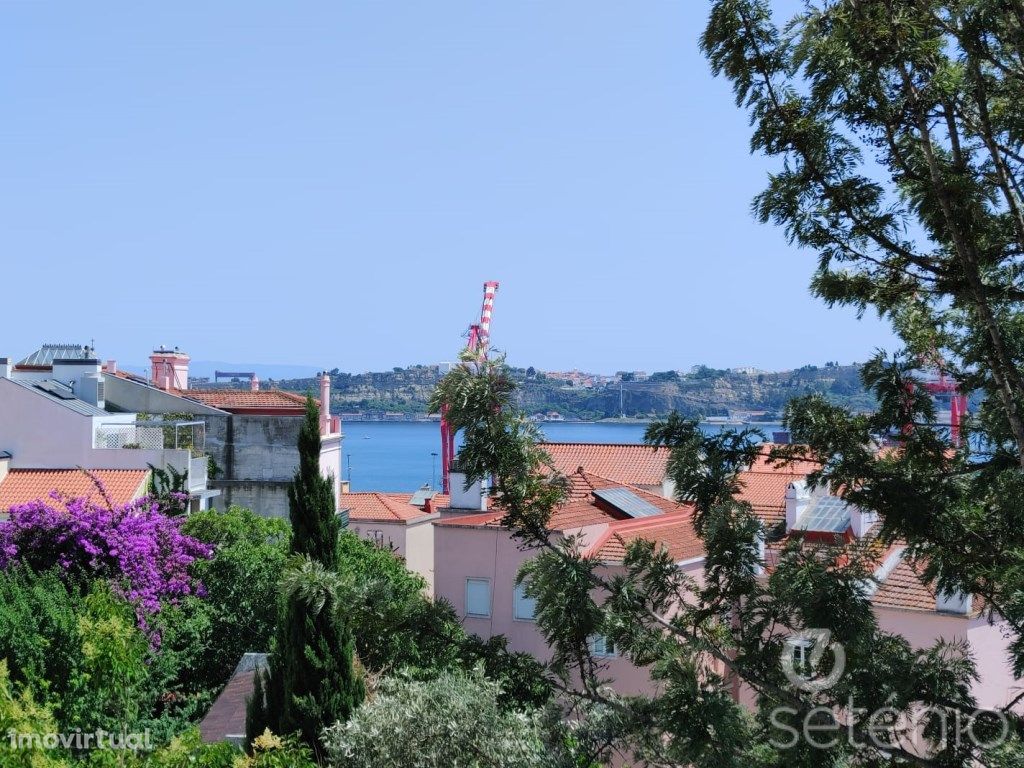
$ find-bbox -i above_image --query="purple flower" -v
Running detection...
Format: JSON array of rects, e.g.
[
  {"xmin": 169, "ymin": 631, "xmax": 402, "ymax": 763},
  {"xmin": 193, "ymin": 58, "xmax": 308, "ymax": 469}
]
[{"xmin": 0, "ymin": 494, "xmax": 213, "ymax": 635}]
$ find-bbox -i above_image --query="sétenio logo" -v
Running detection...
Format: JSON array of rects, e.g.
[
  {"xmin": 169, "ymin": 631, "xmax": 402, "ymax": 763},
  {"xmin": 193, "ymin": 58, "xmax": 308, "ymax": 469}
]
[{"xmin": 780, "ymin": 629, "xmax": 845, "ymax": 693}]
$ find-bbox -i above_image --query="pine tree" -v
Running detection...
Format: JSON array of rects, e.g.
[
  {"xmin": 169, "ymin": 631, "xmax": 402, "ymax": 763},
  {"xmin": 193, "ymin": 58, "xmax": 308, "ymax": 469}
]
[{"xmin": 247, "ymin": 396, "xmax": 362, "ymax": 759}]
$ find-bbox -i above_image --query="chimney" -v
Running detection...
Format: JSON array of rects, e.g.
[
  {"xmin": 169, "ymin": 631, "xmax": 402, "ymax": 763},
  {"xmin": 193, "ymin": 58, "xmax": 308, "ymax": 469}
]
[
  {"xmin": 104, "ymin": 359, "xmax": 117, "ymax": 375},
  {"xmin": 53, "ymin": 354, "xmax": 102, "ymax": 404},
  {"xmin": 251, "ymin": 375, "xmax": 260, "ymax": 392},
  {"xmin": 0, "ymin": 357, "xmax": 10, "ymax": 379},
  {"xmin": 849, "ymin": 505, "xmax": 879, "ymax": 538},
  {"xmin": 0, "ymin": 452, "xmax": 10, "ymax": 484},
  {"xmin": 423, "ymin": 497, "xmax": 433, "ymax": 514},
  {"xmin": 319, "ymin": 372, "xmax": 331, "ymax": 435},
  {"xmin": 449, "ymin": 470, "xmax": 487, "ymax": 511},
  {"xmin": 149, "ymin": 346, "xmax": 190, "ymax": 391},
  {"xmin": 785, "ymin": 480, "xmax": 810, "ymax": 531}
]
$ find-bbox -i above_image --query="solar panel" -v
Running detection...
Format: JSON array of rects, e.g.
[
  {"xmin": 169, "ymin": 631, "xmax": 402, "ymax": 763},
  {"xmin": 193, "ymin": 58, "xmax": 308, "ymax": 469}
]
[
  {"xmin": 409, "ymin": 486, "xmax": 434, "ymax": 507},
  {"xmin": 593, "ymin": 487, "xmax": 663, "ymax": 519},
  {"xmin": 35, "ymin": 381, "xmax": 76, "ymax": 400},
  {"xmin": 795, "ymin": 495, "xmax": 850, "ymax": 533}
]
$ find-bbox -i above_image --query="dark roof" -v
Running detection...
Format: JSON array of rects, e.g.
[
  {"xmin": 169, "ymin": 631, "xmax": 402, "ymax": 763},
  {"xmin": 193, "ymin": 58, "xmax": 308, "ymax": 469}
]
[
  {"xmin": 199, "ymin": 653, "xmax": 268, "ymax": 745},
  {"xmin": 5, "ymin": 378, "xmax": 108, "ymax": 417}
]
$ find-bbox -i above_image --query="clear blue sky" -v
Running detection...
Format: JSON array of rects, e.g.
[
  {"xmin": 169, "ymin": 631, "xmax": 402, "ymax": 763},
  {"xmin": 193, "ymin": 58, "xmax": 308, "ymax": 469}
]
[{"xmin": 1, "ymin": 1, "xmax": 895, "ymax": 374}]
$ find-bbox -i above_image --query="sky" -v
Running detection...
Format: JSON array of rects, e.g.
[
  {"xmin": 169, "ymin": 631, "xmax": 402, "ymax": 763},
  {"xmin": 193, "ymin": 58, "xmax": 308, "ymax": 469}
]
[{"xmin": 1, "ymin": 1, "xmax": 897, "ymax": 375}]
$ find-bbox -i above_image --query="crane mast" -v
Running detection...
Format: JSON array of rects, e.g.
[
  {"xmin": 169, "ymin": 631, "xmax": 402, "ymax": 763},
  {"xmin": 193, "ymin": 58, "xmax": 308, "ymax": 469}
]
[{"xmin": 441, "ymin": 281, "xmax": 500, "ymax": 493}]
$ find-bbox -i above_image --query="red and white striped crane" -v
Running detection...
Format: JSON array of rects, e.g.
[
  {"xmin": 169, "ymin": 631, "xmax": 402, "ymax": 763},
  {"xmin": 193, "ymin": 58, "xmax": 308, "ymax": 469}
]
[{"xmin": 440, "ymin": 281, "xmax": 500, "ymax": 493}]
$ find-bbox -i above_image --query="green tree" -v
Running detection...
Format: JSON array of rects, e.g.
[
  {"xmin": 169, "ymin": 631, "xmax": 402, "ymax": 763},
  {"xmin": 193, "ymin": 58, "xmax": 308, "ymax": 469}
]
[
  {"xmin": 289, "ymin": 397, "xmax": 340, "ymax": 570},
  {"xmin": 322, "ymin": 669, "xmax": 547, "ymax": 768},
  {"xmin": 433, "ymin": 3, "xmax": 1024, "ymax": 765},
  {"xmin": 248, "ymin": 398, "xmax": 362, "ymax": 759}
]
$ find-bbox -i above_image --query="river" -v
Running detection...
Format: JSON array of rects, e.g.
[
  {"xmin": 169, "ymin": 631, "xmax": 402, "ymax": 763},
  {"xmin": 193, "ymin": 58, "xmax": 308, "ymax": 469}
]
[{"xmin": 339, "ymin": 421, "xmax": 783, "ymax": 492}]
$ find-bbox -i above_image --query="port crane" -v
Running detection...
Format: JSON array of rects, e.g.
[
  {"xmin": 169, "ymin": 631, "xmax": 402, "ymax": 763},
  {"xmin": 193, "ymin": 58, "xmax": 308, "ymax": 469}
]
[{"xmin": 440, "ymin": 281, "xmax": 499, "ymax": 493}]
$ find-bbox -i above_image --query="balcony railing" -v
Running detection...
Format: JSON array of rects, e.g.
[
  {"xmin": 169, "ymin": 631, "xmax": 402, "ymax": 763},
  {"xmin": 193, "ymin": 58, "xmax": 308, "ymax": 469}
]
[{"xmin": 95, "ymin": 420, "xmax": 206, "ymax": 456}]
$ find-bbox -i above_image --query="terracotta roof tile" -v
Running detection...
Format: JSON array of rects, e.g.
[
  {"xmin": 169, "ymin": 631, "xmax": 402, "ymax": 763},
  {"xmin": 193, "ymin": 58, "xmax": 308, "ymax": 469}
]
[
  {"xmin": 747, "ymin": 443, "xmax": 821, "ymax": 475},
  {"xmin": 585, "ymin": 511, "xmax": 703, "ymax": 564},
  {"xmin": 736, "ymin": 470, "xmax": 806, "ymax": 525},
  {"xmin": 0, "ymin": 469, "xmax": 149, "ymax": 510},
  {"xmin": 339, "ymin": 491, "xmax": 447, "ymax": 523},
  {"xmin": 541, "ymin": 443, "xmax": 668, "ymax": 487},
  {"xmin": 173, "ymin": 389, "xmax": 308, "ymax": 412},
  {"xmin": 435, "ymin": 470, "xmax": 693, "ymax": 532},
  {"xmin": 871, "ymin": 556, "xmax": 939, "ymax": 613}
]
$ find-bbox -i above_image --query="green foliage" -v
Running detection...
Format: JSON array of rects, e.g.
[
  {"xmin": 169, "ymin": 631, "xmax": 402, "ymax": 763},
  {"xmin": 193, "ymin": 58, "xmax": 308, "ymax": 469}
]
[
  {"xmin": 181, "ymin": 508, "xmax": 289, "ymax": 693},
  {"xmin": 250, "ymin": 403, "xmax": 362, "ymax": 760},
  {"xmin": 251, "ymin": 558, "xmax": 364, "ymax": 762},
  {"xmin": 288, "ymin": 397, "xmax": 339, "ymax": 570},
  {"xmin": 0, "ymin": 659, "xmax": 66, "ymax": 768},
  {"xmin": 0, "ymin": 566, "xmax": 81, "ymax": 708},
  {"xmin": 67, "ymin": 584, "xmax": 150, "ymax": 735},
  {"xmin": 147, "ymin": 465, "xmax": 189, "ymax": 516},
  {"xmin": 322, "ymin": 669, "xmax": 548, "ymax": 768}
]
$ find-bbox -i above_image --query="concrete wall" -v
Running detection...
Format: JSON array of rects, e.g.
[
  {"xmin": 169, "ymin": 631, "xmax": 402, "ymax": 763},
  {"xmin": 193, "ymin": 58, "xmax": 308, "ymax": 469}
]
[{"xmin": 213, "ymin": 480, "xmax": 292, "ymax": 519}]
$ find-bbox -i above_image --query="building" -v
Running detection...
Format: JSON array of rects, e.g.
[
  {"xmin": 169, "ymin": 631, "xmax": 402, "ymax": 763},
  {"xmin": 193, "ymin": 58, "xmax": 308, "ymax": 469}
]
[
  {"xmin": 339, "ymin": 486, "xmax": 445, "ymax": 592},
  {"xmin": 104, "ymin": 347, "xmax": 342, "ymax": 518},
  {"xmin": 432, "ymin": 468, "xmax": 702, "ymax": 694},
  {"xmin": 0, "ymin": 344, "xmax": 216, "ymax": 510}
]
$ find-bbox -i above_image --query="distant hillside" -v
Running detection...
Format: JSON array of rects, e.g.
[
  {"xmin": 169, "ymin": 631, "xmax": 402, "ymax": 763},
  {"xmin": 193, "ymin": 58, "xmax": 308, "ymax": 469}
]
[{"xmin": 275, "ymin": 363, "xmax": 874, "ymax": 421}]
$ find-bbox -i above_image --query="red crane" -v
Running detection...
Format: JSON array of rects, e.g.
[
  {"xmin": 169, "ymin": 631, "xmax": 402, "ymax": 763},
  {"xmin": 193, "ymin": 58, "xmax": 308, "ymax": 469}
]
[
  {"xmin": 440, "ymin": 281, "xmax": 500, "ymax": 493},
  {"xmin": 921, "ymin": 369, "xmax": 969, "ymax": 446}
]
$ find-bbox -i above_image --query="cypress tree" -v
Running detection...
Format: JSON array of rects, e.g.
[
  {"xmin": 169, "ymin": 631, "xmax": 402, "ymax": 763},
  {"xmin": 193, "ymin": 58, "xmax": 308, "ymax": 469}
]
[
  {"xmin": 247, "ymin": 396, "xmax": 362, "ymax": 758},
  {"xmin": 288, "ymin": 396, "xmax": 340, "ymax": 569}
]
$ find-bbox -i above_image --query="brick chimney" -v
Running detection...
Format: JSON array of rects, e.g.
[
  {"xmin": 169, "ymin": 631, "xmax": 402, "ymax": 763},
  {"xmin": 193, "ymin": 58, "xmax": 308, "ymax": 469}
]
[{"xmin": 150, "ymin": 346, "xmax": 190, "ymax": 391}]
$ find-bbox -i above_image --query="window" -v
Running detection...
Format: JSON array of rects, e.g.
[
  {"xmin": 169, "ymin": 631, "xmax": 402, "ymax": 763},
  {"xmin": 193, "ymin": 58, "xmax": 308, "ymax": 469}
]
[
  {"xmin": 789, "ymin": 639, "xmax": 812, "ymax": 675},
  {"xmin": 513, "ymin": 581, "xmax": 537, "ymax": 621},
  {"xmin": 589, "ymin": 635, "xmax": 616, "ymax": 658},
  {"xmin": 366, "ymin": 529, "xmax": 385, "ymax": 547},
  {"xmin": 465, "ymin": 578, "xmax": 491, "ymax": 618}
]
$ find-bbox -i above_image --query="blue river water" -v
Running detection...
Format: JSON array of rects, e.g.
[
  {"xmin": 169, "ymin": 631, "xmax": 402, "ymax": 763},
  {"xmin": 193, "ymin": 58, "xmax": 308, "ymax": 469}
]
[{"xmin": 339, "ymin": 421, "xmax": 782, "ymax": 492}]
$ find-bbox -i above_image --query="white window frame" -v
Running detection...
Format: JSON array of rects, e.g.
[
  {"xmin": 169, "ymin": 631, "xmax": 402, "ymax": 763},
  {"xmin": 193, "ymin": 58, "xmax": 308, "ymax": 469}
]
[
  {"xmin": 513, "ymin": 581, "xmax": 537, "ymax": 621},
  {"xmin": 465, "ymin": 578, "xmax": 492, "ymax": 618},
  {"xmin": 588, "ymin": 634, "xmax": 617, "ymax": 658}
]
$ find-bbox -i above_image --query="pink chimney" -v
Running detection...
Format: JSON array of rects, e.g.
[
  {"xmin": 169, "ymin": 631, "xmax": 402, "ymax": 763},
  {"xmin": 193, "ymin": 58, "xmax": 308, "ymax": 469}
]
[{"xmin": 150, "ymin": 346, "xmax": 190, "ymax": 391}]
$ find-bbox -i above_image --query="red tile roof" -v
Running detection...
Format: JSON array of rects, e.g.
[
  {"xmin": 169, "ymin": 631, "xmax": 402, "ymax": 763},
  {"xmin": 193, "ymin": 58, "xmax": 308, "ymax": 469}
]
[
  {"xmin": 540, "ymin": 443, "xmax": 668, "ymax": 487},
  {"xmin": 173, "ymin": 389, "xmax": 308, "ymax": 413},
  {"xmin": 748, "ymin": 443, "xmax": 821, "ymax": 475},
  {"xmin": 435, "ymin": 470, "xmax": 693, "ymax": 532},
  {"xmin": 585, "ymin": 511, "xmax": 702, "ymax": 564},
  {"xmin": 199, "ymin": 654, "xmax": 267, "ymax": 744},
  {"xmin": 736, "ymin": 470, "xmax": 806, "ymax": 525},
  {"xmin": 0, "ymin": 468, "xmax": 149, "ymax": 510},
  {"xmin": 339, "ymin": 492, "xmax": 447, "ymax": 523}
]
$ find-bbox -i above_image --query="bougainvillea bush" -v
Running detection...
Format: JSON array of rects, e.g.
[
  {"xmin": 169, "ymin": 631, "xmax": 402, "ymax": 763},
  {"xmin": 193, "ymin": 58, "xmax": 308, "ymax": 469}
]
[{"xmin": 0, "ymin": 493, "xmax": 211, "ymax": 618}]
